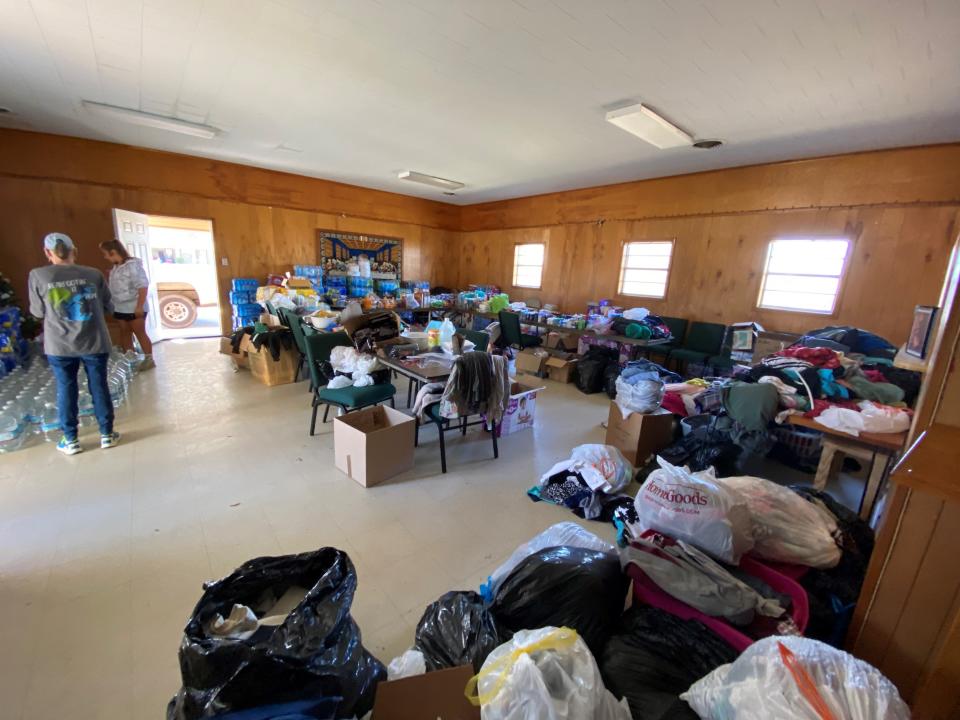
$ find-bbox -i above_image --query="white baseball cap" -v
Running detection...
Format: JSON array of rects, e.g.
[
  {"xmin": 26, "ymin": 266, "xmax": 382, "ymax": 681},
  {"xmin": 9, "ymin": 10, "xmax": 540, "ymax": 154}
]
[{"xmin": 44, "ymin": 232, "xmax": 75, "ymax": 251}]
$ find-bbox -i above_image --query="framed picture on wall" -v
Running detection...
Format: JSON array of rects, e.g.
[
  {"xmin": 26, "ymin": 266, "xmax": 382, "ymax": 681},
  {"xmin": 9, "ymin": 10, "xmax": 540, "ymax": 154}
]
[
  {"xmin": 905, "ymin": 305, "xmax": 938, "ymax": 359},
  {"xmin": 316, "ymin": 230, "xmax": 402, "ymax": 279}
]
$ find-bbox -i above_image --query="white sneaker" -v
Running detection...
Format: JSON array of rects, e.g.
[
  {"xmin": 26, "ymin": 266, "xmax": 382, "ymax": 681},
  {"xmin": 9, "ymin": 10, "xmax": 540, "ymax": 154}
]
[{"xmin": 100, "ymin": 432, "xmax": 121, "ymax": 449}]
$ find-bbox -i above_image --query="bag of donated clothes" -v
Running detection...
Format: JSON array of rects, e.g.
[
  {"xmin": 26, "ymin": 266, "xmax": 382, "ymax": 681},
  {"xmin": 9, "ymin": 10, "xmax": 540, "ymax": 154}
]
[
  {"xmin": 491, "ymin": 546, "xmax": 628, "ymax": 656},
  {"xmin": 635, "ymin": 457, "xmax": 754, "ymax": 564},
  {"xmin": 467, "ymin": 627, "xmax": 631, "ymax": 720},
  {"xmin": 717, "ymin": 475, "xmax": 842, "ymax": 569},
  {"xmin": 681, "ymin": 636, "xmax": 910, "ymax": 720},
  {"xmin": 167, "ymin": 548, "xmax": 384, "ymax": 720},
  {"xmin": 480, "ymin": 522, "xmax": 615, "ymax": 601},
  {"xmin": 414, "ymin": 590, "xmax": 506, "ymax": 673}
]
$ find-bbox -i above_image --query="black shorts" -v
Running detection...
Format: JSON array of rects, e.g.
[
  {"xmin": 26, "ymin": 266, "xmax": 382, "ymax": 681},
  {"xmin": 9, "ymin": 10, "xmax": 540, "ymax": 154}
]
[{"xmin": 114, "ymin": 310, "xmax": 147, "ymax": 321}]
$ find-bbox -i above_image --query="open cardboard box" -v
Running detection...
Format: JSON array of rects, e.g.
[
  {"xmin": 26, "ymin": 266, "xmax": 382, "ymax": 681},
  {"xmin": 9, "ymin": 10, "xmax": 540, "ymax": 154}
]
[
  {"xmin": 545, "ymin": 355, "xmax": 578, "ymax": 383},
  {"xmin": 515, "ymin": 348, "xmax": 550, "ymax": 376},
  {"xmin": 334, "ymin": 405, "xmax": 415, "ymax": 487},
  {"xmin": 371, "ymin": 664, "xmax": 479, "ymax": 719},
  {"xmin": 495, "ymin": 380, "xmax": 545, "ymax": 437},
  {"xmin": 240, "ymin": 331, "xmax": 298, "ymax": 386},
  {"xmin": 219, "ymin": 336, "xmax": 247, "ymax": 368},
  {"xmin": 604, "ymin": 401, "xmax": 676, "ymax": 466}
]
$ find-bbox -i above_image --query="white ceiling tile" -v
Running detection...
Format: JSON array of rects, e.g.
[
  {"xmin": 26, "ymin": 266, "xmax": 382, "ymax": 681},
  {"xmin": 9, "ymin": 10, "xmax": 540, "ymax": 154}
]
[{"xmin": 2, "ymin": 0, "xmax": 959, "ymax": 202}]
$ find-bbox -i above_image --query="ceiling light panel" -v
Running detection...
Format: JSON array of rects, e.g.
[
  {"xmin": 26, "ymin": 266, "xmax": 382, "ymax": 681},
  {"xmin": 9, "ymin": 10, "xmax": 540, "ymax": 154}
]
[
  {"xmin": 81, "ymin": 101, "xmax": 221, "ymax": 139},
  {"xmin": 397, "ymin": 170, "xmax": 465, "ymax": 190},
  {"xmin": 605, "ymin": 103, "xmax": 693, "ymax": 149}
]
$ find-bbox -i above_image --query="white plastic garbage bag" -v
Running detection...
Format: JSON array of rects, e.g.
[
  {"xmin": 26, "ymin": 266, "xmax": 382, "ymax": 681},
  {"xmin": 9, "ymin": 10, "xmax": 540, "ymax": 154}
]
[
  {"xmin": 614, "ymin": 376, "xmax": 665, "ymax": 418},
  {"xmin": 815, "ymin": 400, "xmax": 910, "ymax": 437},
  {"xmin": 716, "ymin": 475, "xmax": 841, "ymax": 568},
  {"xmin": 538, "ymin": 445, "xmax": 633, "ymax": 495},
  {"xmin": 386, "ymin": 648, "xmax": 426, "ymax": 680},
  {"xmin": 326, "ymin": 375, "xmax": 353, "ymax": 389},
  {"xmin": 469, "ymin": 627, "xmax": 631, "ymax": 720},
  {"xmin": 481, "ymin": 522, "xmax": 615, "ymax": 601},
  {"xmin": 681, "ymin": 636, "xmax": 910, "ymax": 720},
  {"xmin": 330, "ymin": 346, "xmax": 360, "ymax": 374},
  {"xmin": 622, "ymin": 307, "xmax": 650, "ymax": 321},
  {"xmin": 634, "ymin": 457, "xmax": 754, "ymax": 564}
]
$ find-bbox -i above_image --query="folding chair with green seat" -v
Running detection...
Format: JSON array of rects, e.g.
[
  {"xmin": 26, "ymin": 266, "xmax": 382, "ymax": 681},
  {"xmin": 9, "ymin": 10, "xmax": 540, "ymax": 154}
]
[
  {"xmin": 458, "ymin": 328, "xmax": 490, "ymax": 352},
  {"xmin": 647, "ymin": 316, "xmax": 689, "ymax": 363},
  {"xmin": 303, "ymin": 332, "xmax": 396, "ymax": 435},
  {"xmin": 498, "ymin": 310, "xmax": 542, "ymax": 349},
  {"xmin": 277, "ymin": 307, "xmax": 309, "ymax": 385},
  {"xmin": 668, "ymin": 321, "xmax": 726, "ymax": 373}
]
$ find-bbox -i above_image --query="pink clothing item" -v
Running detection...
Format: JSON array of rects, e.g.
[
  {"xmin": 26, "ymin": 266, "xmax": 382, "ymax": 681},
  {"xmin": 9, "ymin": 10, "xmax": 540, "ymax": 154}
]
[
  {"xmin": 661, "ymin": 392, "xmax": 688, "ymax": 417},
  {"xmin": 775, "ymin": 346, "xmax": 841, "ymax": 370}
]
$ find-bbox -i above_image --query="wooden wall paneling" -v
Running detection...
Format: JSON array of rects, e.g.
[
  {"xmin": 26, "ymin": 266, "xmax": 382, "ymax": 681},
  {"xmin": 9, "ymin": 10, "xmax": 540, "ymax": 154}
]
[
  {"xmin": 877, "ymin": 500, "xmax": 960, "ymax": 700},
  {"xmin": 460, "ymin": 144, "xmax": 960, "ymax": 231},
  {"xmin": 849, "ymin": 492, "xmax": 944, "ymax": 673},
  {"xmin": 455, "ymin": 205, "xmax": 959, "ymax": 344},
  {"xmin": 0, "ymin": 130, "xmax": 459, "ymax": 230}
]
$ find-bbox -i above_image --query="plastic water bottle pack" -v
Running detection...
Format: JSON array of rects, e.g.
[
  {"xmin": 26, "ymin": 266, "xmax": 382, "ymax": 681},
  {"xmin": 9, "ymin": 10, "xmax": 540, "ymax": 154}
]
[{"xmin": 0, "ymin": 348, "xmax": 143, "ymax": 453}]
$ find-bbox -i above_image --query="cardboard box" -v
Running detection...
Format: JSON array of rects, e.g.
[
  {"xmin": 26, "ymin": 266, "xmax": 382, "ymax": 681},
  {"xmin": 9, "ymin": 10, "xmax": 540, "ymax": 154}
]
[
  {"xmin": 752, "ymin": 331, "xmax": 801, "ymax": 363},
  {"xmin": 334, "ymin": 405, "xmax": 415, "ymax": 487},
  {"xmin": 604, "ymin": 402, "xmax": 676, "ymax": 466},
  {"xmin": 496, "ymin": 381, "xmax": 545, "ymax": 437},
  {"xmin": 219, "ymin": 335, "xmax": 247, "ymax": 368},
  {"xmin": 258, "ymin": 312, "xmax": 282, "ymax": 328},
  {"xmin": 545, "ymin": 331, "xmax": 578, "ymax": 351},
  {"xmin": 371, "ymin": 665, "xmax": 480, "ymax": 720},
  {"xmin": 242, "ymin": 332, "xmax": 298, "ymax": 386},
  {"xmin": 545, "ymin": 356, "xmax": 579, "ymax": 383},
  {"xmin": 515, "ymin": 348, "xmax": 550, "ymax": 376}
]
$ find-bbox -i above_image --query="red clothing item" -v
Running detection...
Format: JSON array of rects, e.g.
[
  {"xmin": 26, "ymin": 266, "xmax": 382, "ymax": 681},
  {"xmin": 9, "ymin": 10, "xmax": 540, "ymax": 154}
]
[
  {"xmin": 775, "ymin": 346, "xmax": 841, "ymax": 369},
  {"xmin": 863, "ymin": 369, "xmax": 888, "ymax": 383},
  {"xmin": 660, "ymin": 391, "xmax": 688, "ymax": 417}
]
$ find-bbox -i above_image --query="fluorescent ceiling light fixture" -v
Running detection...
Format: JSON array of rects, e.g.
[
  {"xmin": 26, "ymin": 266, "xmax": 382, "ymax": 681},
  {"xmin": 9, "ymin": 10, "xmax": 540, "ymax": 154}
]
[
  {"xmin": 398, "ymin": 170, "xmax": 464, "ymax": 191},
  {"xmin": 605, "ymin": 103, "xmax": 693, "ymax": 149},
  {"xmin": 81, "ymin": 101, "xmax": 220, "ymax": 139}
]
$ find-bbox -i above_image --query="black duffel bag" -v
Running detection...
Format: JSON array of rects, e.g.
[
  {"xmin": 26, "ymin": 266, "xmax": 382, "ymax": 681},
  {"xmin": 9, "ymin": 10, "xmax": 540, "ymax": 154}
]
[{"xmin": 575, "ymin": 346, "xmax": 619, "ymax": 394}]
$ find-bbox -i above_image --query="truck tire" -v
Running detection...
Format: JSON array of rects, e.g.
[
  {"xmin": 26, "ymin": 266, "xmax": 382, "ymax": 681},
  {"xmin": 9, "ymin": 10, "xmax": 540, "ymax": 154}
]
[{"xmin": 159, "ymin": 294, "xmax": 198, "ymax": 329}]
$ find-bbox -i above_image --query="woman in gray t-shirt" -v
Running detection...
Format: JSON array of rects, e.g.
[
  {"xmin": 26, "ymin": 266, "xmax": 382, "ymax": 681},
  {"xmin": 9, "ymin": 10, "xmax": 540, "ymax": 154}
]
[{"xmin": 28, "ymin": 233, "xmax": 120, "ymax": 456}]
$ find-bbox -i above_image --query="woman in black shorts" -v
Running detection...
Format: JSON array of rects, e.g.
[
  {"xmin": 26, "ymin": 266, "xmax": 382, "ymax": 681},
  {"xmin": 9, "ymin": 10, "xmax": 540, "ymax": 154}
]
[{"xmin": 99, "ymin": 240, "xmax": 155, "ymax": 369}]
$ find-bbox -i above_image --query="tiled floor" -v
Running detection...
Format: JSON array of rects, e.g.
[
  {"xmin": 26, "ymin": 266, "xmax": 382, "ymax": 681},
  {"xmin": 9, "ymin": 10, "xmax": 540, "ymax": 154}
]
[{"xmin": 0, "ymin": 338, "xmax": 861, "ymax": 719}]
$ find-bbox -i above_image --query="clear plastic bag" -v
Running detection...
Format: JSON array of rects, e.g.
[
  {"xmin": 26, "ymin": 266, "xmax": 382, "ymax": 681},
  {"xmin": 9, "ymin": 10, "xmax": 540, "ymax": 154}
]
[
  {"xmin": 634, "ymin": 457, "xmax": 754, "ymax": 564},
  {"xmin": 468, "ymin": 627, "xmax": 631, "ymax": 720},
  {"xmin": 386, "ymin": 649, "xmax": 426, "ymax": 680},
  {"xmin": 614, "ymin": 376, "xmax": 665, "ymax": 417},
  {"xmin": 716, "ymin": 476, "xmax": 842, "ymax": 568},
  {"xmin": 568, "ymin": 444, "xmax": 633, "ymax": 493},
  {"xmin": 480, "ymin": 522, "xmax": 615, "ymax": 601},
  {"xmin": 681, "ymin": 636, "xmax": 909, "ymax": 720}
]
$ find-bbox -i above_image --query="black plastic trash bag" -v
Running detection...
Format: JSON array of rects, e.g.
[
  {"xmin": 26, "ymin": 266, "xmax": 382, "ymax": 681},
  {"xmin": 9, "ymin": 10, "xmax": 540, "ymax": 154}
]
[
  {"xmin": 790, "ymin": 486, "xmax": 875, "ymax": 646},
  {"xmin": 414, "ymin": 590, "xmax": 507, "ymax": 673},
  {"xmin": 491, "ymin": 546, "xmax": 628, "ymax": 655},
  {"xmin": 599, "ymin": 606, "xmax": 738, "ymax": 720},
  {"xmin": 167, "ymin": 548, "xmax": 385, "ymax": 720},
  {"xmin": 575, "ymin": 346, "xmax": 619, "ymax": 395}
]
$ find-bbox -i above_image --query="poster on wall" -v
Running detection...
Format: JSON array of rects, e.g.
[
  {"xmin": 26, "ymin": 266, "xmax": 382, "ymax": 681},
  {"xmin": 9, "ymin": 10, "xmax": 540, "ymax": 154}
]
[{"xmin": 317, "ymin": 230, "xmax": 402, "ymax": 280}]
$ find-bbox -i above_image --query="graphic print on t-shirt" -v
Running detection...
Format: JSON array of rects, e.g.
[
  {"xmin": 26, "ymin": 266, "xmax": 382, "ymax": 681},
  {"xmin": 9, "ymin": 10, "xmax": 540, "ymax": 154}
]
[{"xmin": 47, "ymin": 279, "xmax": 97, "ymax": 322}]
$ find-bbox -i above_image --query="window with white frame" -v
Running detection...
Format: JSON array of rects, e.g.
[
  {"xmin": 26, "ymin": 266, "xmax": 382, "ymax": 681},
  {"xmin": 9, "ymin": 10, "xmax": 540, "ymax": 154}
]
[
  {"xmin": 512, "ymin": 243, "xmax": 545, "ymax": 289},
  {"xmin": 618, "ymin": 241, "xmax": 674, "ymax": 298},
  {"xmin": 758, "ymin": 238, "xmax": 850, "ymax": 313}
]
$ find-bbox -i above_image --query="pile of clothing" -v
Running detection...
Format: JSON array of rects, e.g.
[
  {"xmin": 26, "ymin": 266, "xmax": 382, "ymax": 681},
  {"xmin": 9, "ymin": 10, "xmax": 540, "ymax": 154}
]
[
  {"xmin": 412, "ymin": 351, "xmax": 511, "ymax": 422},
  {"xmin": 528, "ymin": 444, "xmax": 634, "ymax": 521}
]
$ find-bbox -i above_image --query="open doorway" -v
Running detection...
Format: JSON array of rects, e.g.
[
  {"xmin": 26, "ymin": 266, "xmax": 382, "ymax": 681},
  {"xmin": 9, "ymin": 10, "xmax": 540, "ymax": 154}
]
[{"xmin": 112, "ymin": 210, "xmax": 221, "ymax": 342}]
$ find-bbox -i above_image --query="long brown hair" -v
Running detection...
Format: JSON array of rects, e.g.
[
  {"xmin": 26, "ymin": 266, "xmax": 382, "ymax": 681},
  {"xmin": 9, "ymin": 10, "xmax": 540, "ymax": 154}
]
[{"xmin": 99, "ymin": 239, "xmax": 131, "ymax": 262}]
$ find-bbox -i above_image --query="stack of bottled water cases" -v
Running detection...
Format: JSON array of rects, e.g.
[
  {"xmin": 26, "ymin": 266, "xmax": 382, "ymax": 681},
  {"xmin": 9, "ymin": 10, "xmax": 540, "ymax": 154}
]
[
  {"xmin": 293, "ymin": 265, "xmax": 324, "ymax": 295},
  {"xmin": 230, "ymin": 278, "xmax": 260, "ymax": 330},
  {"xmin": 0, "ymin": 348, "xmax": 144, "ymax": 453},
  {"xmin": 0, "ymin": 307, "xmax": 29, "ymax": 373}
]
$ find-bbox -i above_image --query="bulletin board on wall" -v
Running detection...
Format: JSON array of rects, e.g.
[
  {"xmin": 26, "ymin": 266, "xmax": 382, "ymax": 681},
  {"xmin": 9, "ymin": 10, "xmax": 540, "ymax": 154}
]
[{"xmin": 316, "ymin": 229, "xmax": 403, "ymax": 281}]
